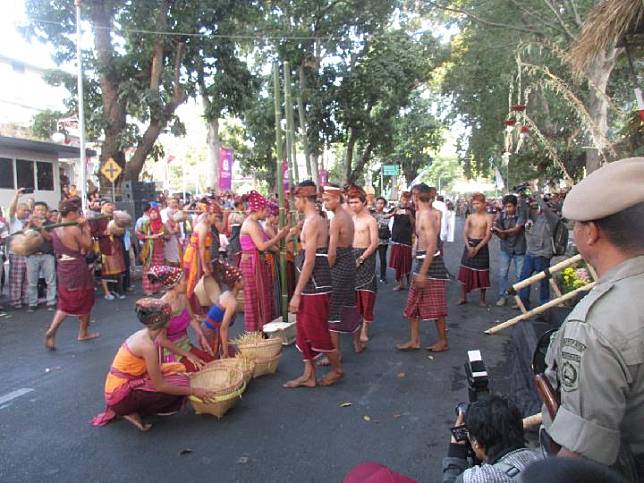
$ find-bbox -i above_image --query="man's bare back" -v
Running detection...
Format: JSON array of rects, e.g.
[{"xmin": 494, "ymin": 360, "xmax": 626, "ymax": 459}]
[
  {"xmin": 331, "ymin": 208, "xmax": 354, "ymax": 248},
  {"xmin": 416, "ymin": 207, "xmax": 439, "ymax": 253},
  {"xmin": 352, "ymin": 212, "xmax": 375, "ymax": 249},
  {"xmin": 301, "ymin": 213, "xmax": 329, "ymax": 250}
]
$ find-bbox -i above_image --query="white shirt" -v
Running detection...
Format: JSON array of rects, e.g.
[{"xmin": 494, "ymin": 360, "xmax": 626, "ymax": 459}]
[{"xmin": 433, "ymin": 200, "xmax": 448, "ymax": 242}]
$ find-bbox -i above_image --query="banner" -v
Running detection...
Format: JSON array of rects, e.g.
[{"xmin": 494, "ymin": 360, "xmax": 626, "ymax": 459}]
[
  {"xmin": 219, "ymin": 147, "xmax": 233, "ymax": 191},
  {"xmin": 319, "ymin": 169, "xmax": 328, "ymax": 186},
  {"xmin": 495, "ymin": 167, "xmax": 505, "ymax": 190}
]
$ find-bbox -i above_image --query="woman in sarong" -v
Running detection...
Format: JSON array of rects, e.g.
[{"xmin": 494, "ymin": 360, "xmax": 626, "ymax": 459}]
[
  {"xmin": 149, "ymin": 265, "xmax": 214, "ymax": 372},
  {"xmin": 163, "ymin": 208, "xmax": 182, "ymax": 266},
  {"xmin": 91, "ymin": 298, "xmax": 211, "ymax": 431},
  {"xmin": 263, "ymin": 201, "xmax": 282, "ymax": 319},
  {"xmin": 239, "ymin": 191, "xmax": 288, "ymax": 332},
  {"xmin": 201, "ymin": 261, "xmax": 243, "ymax": 358},
  {"xmin": 226, "ymin": 199, "xmax": 245, "ymax": 267},
  {"xmin": 137, "ymin": 205, "xmax": 166, "ymax": 295},
  {"xmin": 182, "ymin": 200, "xmax": 220, "ymax": 315},
  {"xmin": 389, "ymin": 192, "xmax": 414, "ymax": 290}
]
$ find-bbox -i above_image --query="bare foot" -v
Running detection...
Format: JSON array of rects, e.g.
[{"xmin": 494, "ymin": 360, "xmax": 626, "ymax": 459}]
[
  {"xmin": 392, "ymin": 284, "xmax": 402, "ymax": 291},
  {"xmin": 283, "ymin": 375, "xmax": 316, "ymax": 389},
  {"xmin": 457, "ymin": 299, "xmax": 467, "ymax": 305},
  {"xmin": 45, "ymin": 332, "xmax": 56, "ymax": 351},
  {"xmin": 427, "ymin": 340, "xmax": 449, "ymax": 352},
  {"xmin": 353, "ymin": 339, "xmax": 365, "ymax": 353},
  {"xmin": 78, "ymin": 332, "xmax": 100, "ymax": 342},
  {"xmin": 317, "ymin": 356, "xmax": 331, "ymax": 367},
  {"xmin": 123, "ymin": 414, "xmax": 152, "ymax": 432},
  {"xmin": 318, "ymin": 370, "xmax": 344, "ymax": 387},
  {"xmin": 396, "ymin": 341, "xmax": 420, "ymax": 351}
]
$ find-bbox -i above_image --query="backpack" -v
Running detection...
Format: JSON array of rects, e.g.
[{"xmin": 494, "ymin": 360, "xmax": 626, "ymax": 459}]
[{"xmin": 551, "ymin": 219, "xmax": 569, "ymax": 256}]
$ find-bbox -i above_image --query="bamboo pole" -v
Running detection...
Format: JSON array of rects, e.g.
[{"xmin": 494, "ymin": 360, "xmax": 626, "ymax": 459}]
[
  {"xmin": 298, "ymin": 65, "xmax": 316, "ymax": 183},
  {"xmin": 522, "ymin": 413, "xmax": 542, "ymax": 429},
  {"xmin": 486, "ymin": 282, "xmax": 595, "ymax": 334},
  {"xmin": 273, "ymin": 62, "xmax": 289, "ymax": 322},
  {"xmin": 285, "ymin": 67, "xmax": 299, "ymax": 183},
  {"xmin": 510, "ymin": 254, "xmax": 583, "ymax": 292},
  {"xmin": 283, "ymin": 62, "xmax": 297, "ymax": 189}
]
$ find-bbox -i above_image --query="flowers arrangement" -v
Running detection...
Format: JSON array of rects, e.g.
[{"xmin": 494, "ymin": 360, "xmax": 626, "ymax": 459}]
[{"xmin": 559, "ymin": 266, "xmax": 592, "ymax": 293}]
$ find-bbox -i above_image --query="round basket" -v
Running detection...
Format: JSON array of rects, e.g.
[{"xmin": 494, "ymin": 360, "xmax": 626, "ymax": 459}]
[
  {"xmin": 237, "ymin": 337, "xmax": 282, "ymax": 360},
  {"xmin": 189, "ymin": 366, "xmax": 245, "ymax": 418},
  {"xmin": 252, "ymin": 352, "xmax": 282, "ymax": 378},
  {"xmin": 107, "ymin": 220, "xmax": 125, "ymax": 237},
  {"xmin": 10, "ymin": 230, "xmax": 44, "ymax": 256},
  {"xmin": 206, "ymin": 358, "xmax": 255, "ymax": 385},
  {"xmin": 112, "ymin": 210, "xmax": 132, "ymax": 228}
]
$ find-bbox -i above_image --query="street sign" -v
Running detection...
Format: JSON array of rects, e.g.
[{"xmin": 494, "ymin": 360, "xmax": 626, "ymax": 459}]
[
  {"xmin": 382, "ymin": 164, "xmax": 400, "ymax": 176},
  {"xmin": 100, "ymin": 158, "xmax": 122, "ymax": 184}
]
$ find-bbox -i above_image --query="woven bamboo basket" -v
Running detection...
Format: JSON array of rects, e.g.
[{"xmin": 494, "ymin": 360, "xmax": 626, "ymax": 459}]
[
  {"xmin": 206, "ymin": 357, "xmax": 255, "ymax": 385},
  {"xmin": 107, "ymin": 220, "xmax": 125, "ymax": 236},
  {"xmin": 10, "ymin": 229, "xmax": 44, "ymax": 256},
  {"xmin": 112, "ymin": 210, "xmax": 132, "ymax": 227},
  {"xmin": 236, "ymin": 336, "xmax": 282, "ymax": 360},
  {"xmin": 252, "ymin": 352, "xmax": 282, "ymax": 378},
  {"xmin": 188, "ymin": 366, "xmax": 245, "ymax": 418}
]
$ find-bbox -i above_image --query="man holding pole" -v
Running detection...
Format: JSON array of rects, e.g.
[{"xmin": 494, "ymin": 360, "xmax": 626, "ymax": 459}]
[{"xmin": 540, "ymin": 158, "xmax": 644, "ymax": 480}]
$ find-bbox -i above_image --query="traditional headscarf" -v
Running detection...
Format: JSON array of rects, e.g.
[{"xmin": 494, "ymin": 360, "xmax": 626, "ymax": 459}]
[
  {"xmin": 148, "ymin": 205, "xmax": 163, "ymax": 232},
  {"xmin": 293, "ymin": 184, "xmax": 318, "ymax": 198},
  {"xmin": 148, "ymin": 265, "xmax": 183, "ymax": 289},
  {"xmin": 267, "ymin": 201, "xmax": 279, "ymax": 217},
  {"xmin": 197, "ymin": 198, "xmax": 221, "ymax": 215},
  {"xmin": 344, "ymin": 184, "xmax": 366, "ymax": 202},
  {"xmin": 135, "ymin": 297, "xmax": 172, "ymax": 330},
  {"xmin": 213, "ymin": 261, "xmax": 243, "ymax": 288},
  {"xmin": 247, "ymin": 190, "xmax": 267, "ymax": 212},
  {"xmin": 323, "ymin": 186, "xmax": 343, "ymax": 199}
]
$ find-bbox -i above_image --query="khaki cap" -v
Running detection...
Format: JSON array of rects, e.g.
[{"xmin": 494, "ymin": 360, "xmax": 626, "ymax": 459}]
[{"xmin": 562, "ymin": 157, "xmax": 644, "ymax": 221}]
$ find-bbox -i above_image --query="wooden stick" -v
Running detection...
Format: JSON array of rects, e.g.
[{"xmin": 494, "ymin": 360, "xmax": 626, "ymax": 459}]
[
  {"xmin": 510, "ymin": 254, "xmax": 583, "ymax": 292},
  {"xmin": 549, "ymin": 278, "xmax": 563, "ymax": 299},
  {"xmin": 523, "ymin": 413, "xmax": 542, "ymax": 429},
  {"xmin": 486, "ymin": 282, "xmax": 595, "ymax": 334},
  {"xmin": 587, "ymin": 263, "xmax": 599, "ymax": 281},
  {"xmin": 514, "ymin": 294, "xmax": 528, "ymax": 314}
]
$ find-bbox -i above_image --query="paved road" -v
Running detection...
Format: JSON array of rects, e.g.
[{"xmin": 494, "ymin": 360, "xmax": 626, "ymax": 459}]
[{"xmin": 0, "ymin": 218, "xmax": 520, "ymax": 482}]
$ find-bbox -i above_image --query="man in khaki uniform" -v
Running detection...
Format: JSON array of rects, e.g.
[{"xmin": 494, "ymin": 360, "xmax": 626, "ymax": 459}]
[{"xmin": 542, "ymin": 157, "xmax": 644, "ymax": 481}]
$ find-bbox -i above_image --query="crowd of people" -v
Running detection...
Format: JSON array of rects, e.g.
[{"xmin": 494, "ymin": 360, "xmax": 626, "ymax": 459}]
[{"xmin": 3, "ymin": 156, "xmax": 643, "ymax": 481}]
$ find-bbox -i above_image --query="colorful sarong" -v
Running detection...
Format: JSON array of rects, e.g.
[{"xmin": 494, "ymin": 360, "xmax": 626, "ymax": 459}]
[
  {"xmin": 161, "ymin": 308, "xmax": 214, "ymax": 372},
  {"xmin": 328, "ymin": 247, "xmax": 361, "ymax": 334},
  {"xmin": 457, "ymin": 238, "xmax": 490, "ymax": 293},
  {"xmin": 52, "ymin": 230, "xmax": 95, "ymax": 316},
  {"xmin": 182, "ymin": 231, "xmax": 212, "ymax": 315},
  {"xmin": 388, "ymin": 242, "xmax": 412, "ymax": 282},
  {"xmin": 354, "ymin": 248, "xmax": 377, "ymax": 323},
  {"xmin": 240, "ymin": 235, "xmax": 273, "ymax": 331},
  {"xmin": 403, "ymin": 280, "xmax": 448, "ymax": 321}
]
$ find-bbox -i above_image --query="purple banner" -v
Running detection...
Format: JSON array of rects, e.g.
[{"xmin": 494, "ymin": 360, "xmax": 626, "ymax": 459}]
[{"xmin": 219, "ymin": 147, "xmax": 233, "ymax": 191}]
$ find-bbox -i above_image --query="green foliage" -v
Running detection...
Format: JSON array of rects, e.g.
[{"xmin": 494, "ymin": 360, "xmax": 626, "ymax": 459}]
[{"xmin": 31, "ymin": 109, "xmax": 64, "ymax": 141}]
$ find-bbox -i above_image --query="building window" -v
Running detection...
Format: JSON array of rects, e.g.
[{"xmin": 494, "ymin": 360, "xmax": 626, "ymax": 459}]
[
  {"xmin": 0, "ymin": 158, "xmax": 14, "ymax": 189},
  {"xmin": 36, "ymin": 161, "xmax": 54, "ymax": 191},
  {"xmin": 16, "ymin": 159, "xmax": 35, "ymax": 190}
]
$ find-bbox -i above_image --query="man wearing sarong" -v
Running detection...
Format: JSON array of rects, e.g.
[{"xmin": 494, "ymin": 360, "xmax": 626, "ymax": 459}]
[
  {"xmin": 323, "ymin": 185, "xmax": 362, "ymax": 357},
  {"xmin": 347, "ymin": 185, "xmax": 379, "ymax": 348},
  {"xmin": 91, "ymin": 298, "xmax": 211, "ymax": 431},
  {"xmin": 389, "ymin": 191, "xmax": 414, "ymax": 290},
  {"xmin": 397, "ymin": 184, "xmax": 449, "ymax": 352},
  {"xmin": 457, "ymin": 193, "xmax": 492, "ymax": 306},
  {"xmin": 45, "ymin": 199, "xmax": 99, "ymax": 351},
  {"xmin": 239, "ymin": 191, "xmax": 287, "ymax": 331},
  {"xmin": 182, "ymin": 200, "xmax": 220, "ymax": 315},
  {"xmin": 285, "ymin": 180, "xmax": 343, "ymax": 388},
  {"xmin": 96, "ymin": 200, "xmax": 126, "ymax": 300}
]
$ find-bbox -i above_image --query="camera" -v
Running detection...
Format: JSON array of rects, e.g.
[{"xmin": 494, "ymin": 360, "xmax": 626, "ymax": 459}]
[
  {"xmin": 20, "ymin": 188, "xmax": 34, "ymax": 194},
  {"xmin": 464, "ymin": 350, "xmax": 489, "ymax": 403},
  {"xmin": 511, "ymin": 182, "xmax": 529, "ymax": 193}
]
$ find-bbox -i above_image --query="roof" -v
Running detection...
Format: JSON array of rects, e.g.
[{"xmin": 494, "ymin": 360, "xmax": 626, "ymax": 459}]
[{"xmin": 0, "ymin": 135, "xmax": 96, "ymax": 159}]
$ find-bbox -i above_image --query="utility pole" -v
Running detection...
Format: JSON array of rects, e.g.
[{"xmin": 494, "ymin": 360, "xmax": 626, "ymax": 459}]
[{"xmin": 75, "ymin": 0, "xmax": 88, "ymax": 211}]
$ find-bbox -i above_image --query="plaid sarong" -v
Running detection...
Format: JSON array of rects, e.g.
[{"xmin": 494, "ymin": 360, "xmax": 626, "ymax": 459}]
[
  {"xmin": 329, "ymin": 247, "xmax": 361, "ymax": 333},
  {"xmin": 354, "ymin": 248, "xmax": 377, "ymax": 293},
  {"xmin": 389, "ymin": 242, "xmax": 412, "ymax": 282},
  {"xmin": 8, "ymin": 254, "xmax": 27, "ymax": 306},
  {"xmin": 460, "ymin": 238, "xmax": 490, "ymax": 270},
  {"xmin": 296, "ymin": 248, "xmax": 332, "ymax": 295},
  {"xmin": 403, "ymin": 279, "xmax": 448, "ymax": 321},
  {"xmin": 241, "ymin": 249, "xmax": 274, "ymax": 331},
  {"xmin": 457, "ymin": 238, "xmax": 490, "ymax": 293}
]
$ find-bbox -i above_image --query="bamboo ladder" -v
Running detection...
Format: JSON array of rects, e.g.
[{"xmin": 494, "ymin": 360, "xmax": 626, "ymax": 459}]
[{"xmin": 485, "ymin": 254, "xmax": 599, "ymax": 335}]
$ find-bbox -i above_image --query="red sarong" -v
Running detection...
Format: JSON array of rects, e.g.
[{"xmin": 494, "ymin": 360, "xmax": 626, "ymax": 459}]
[
  {"xmin": 403, "ymin": 279, "xmax": 448, "ymax": 321},
  {"xmin": 457, "ymin": 266, "xmax": 490, "ymax": 293},
  {"xmin": 240, "ymin": 250, "xmax": 273, "ymax": 332},
  {"xmin": 58, "ymin": 286, "xmax": 95, "ymax": 317},
  {"xmin": 356, "ymin": 290, "xmax": 375, "ymax": 323},
  {"xmin": 296, "ymin": 293, "xmax": 334, "ymax": 361},
  {"xmin": 389, "ymin": 243, "xmax": 412, "ymax": 282}
]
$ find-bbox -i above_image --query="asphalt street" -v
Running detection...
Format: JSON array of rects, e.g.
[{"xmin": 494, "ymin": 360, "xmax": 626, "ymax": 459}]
[{"xmin": 0, "ymin": 218, "xmax": 521, "ymax": 482}]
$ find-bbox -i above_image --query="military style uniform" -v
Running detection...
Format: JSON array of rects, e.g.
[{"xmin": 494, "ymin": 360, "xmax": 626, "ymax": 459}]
[
  {"xmin": 542, "ymin": 255, "xmax": 644, "ymax": 471},
  {"xmin": 540, "ymin": 157, "xmax": 644, "ymax": 481}
]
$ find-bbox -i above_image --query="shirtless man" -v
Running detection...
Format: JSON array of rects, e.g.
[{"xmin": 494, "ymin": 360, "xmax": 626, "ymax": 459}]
[
  {"xmin": 285, "ymin": 181, "xmax": 343, "ymax": 388},
  {"xmin": 323, "ymin": 186, "xmax": 362, "ymax": 358},
  {"xmin": 347, "ymin": 185, "xmax": 379, "ymax": 346},
  {"xmin": 457, "ymin": 193, "xmax": 493, "ymax": 306},
  {"xmin": 45, "ymin": 199, "xmax": 99, "ymax": 350},
  {"xmin": 397, "ymin": 184, "xmax": 449, "ymax": 352}
]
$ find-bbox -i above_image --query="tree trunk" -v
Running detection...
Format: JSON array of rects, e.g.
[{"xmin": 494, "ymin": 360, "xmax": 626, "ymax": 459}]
[
  {"xmin": 206, "ymin": 116, "xmax": 220, "ymax": 192},
  {"xmin": 349, "ymin": 141, "xmax": 374, "ymax": 184},
  {"xmin": 584, "ymin": 48, "xmax": 617, "ymax": 173},
  {"xmin": 344, "ymin": 127, "xmax": 357, "ymax": 184}
]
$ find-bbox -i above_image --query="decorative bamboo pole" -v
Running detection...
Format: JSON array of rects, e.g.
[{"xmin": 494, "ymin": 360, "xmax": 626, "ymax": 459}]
[
  {"xmin": 284, "ymin": 62, "xmax": 300, "ymax": 185},
  {"xmin": 298, "ymin": 65, "xmax": 318, "ymax": 184},
  {"xmin": 273, "ymin": 62, "xmax": 289, "ymax": 321}
]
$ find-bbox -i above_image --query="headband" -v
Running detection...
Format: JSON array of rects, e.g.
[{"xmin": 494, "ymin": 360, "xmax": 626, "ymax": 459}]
[
  {"xmin": 247, "ymin": 191, "xmax": 268, "ymax": 212},
  {"xmin": 323, "ymin": 186, "xmax": 342, "ymax": 198},
  {"xmin": 267, "ymin": 201, "xmax": 279, "ymax": 217},
  {"xmin": 344, "ymin": 184, "xmax": 366, "ymax": 201},
  {"xmin": 148, "ymin": 265, "xmax": 183, "ymax": 289},
  {"xmin": 294, "ymin": 185, "xmax": 318, "ymax": 198},
  {"xmin": 135, "ymin": 297, "xmax": 172, "ymax": 329}
]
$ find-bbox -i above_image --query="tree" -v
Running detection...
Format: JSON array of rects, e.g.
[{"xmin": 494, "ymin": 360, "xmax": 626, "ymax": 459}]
[{"xmin": 24, "ymin": 0, "xmax": 202, "ymax": 182}]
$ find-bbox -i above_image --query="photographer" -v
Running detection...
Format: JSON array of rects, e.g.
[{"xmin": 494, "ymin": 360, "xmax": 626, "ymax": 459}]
[{"xmin": 442, "ymin": 395, "xmax": 542, "ymax": 482}]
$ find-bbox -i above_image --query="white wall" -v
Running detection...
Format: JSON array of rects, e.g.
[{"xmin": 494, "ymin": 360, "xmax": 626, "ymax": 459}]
[{"xmin": 0, "ymin": 147, "xmax": 61, "ymax": 213}]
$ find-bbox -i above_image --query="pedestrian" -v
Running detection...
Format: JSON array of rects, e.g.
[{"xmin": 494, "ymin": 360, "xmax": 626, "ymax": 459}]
[
  {"xmin": 347, "ymin": 184, "xmax": 379, "ymax": 347},
  {"xmin": 137, "ymin": 204, "xmax": 166, "ymax": 296},
  {"xmin": 457, "ymin": 193, "xmax": 492, "ymax": 306},
  {"xmin": 389, "ymin": 191, "xmax": 414, "ymax": 290},
  {"xmin": 45, "ymin": 199, "xmax": 98, "ymax": 350},
  {"xmin": 541, "ymin": 157, "xmax": 644, "ymax": 480},
  {"xmin": 227, "ymin": 198, "xmax": 245, "ymax": 267},
  {"xmin": 374, "ymin": 196, "xmax": 391, "ymax": 284},
  {"xmin": 397, "ymin": 184, "xmax": 449, "ymax": 352},
  {"xmin": 25, "ymin": 201, "xmax": 56, "ymax": 312},
  {"xmin": 285, "ymin": 180, "xmax": 343, "ymax": 388},
  {"xmin": 492, "ymin": 194, "xmax": 526, "ymax": 307},
  {"xmin": 96, "ymin": 200, "xmax": 126, "ymax": 300},
  {"xmin": 323, "ymin": 185, "xmax": 362, "ymax": 358},
  {"xmin": 8, "ymin": 189, "xmax": 30, "ymax": 309}
]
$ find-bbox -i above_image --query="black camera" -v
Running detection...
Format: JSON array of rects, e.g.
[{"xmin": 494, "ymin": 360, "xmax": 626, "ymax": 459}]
[
  {"xmin": 512, "ymin": 182, "xmax": 529, "ymax": 193},
  {"xmin": 464, "ymin": 350, "xmax": 489, "ymax": 403}
]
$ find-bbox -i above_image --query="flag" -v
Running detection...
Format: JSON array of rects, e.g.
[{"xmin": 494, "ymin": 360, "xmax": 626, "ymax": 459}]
[{"xmin": 495, "ymin": 167, "xmax": 505, "ymax": 190}]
